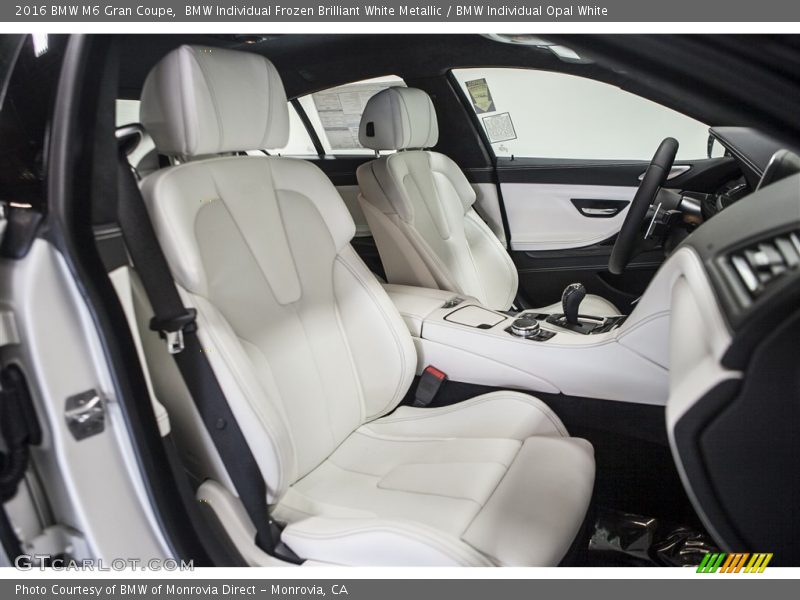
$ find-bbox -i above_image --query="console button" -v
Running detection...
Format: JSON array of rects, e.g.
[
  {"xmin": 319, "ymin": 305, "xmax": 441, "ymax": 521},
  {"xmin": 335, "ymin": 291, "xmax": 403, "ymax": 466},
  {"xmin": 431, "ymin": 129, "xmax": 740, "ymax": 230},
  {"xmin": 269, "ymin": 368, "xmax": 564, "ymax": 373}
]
[{"xmin": 510, "ymin": 316, "xmax": 541, "ymax": 338}]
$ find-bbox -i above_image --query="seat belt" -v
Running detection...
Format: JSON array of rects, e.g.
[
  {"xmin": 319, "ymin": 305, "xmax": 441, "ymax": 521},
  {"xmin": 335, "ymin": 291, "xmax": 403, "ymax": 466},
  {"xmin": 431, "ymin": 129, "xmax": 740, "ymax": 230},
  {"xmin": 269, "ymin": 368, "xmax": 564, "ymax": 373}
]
[
  {"xmin": 116, "ymin": 152, "xmax": 294, "ymax": 560},
  {"xmin": 96, "ymin": 43, "xmax": 291, "ymax": 561}
]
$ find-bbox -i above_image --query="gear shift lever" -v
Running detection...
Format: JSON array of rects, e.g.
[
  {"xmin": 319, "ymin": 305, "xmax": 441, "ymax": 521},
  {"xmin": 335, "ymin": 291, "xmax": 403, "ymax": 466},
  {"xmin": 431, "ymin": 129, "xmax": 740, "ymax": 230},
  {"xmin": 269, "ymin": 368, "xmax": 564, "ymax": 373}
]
[{"xmin": 561, "ymin": 283, "xmax": 586, "ymax": 325}]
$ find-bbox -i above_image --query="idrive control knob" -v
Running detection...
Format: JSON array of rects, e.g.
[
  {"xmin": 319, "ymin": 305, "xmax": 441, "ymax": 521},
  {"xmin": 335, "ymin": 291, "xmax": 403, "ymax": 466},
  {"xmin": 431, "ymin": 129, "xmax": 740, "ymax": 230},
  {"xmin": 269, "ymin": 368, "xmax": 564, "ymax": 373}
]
[{"xmin": 510, "ymin": 315, "xmax": 541, "ymax": 338}]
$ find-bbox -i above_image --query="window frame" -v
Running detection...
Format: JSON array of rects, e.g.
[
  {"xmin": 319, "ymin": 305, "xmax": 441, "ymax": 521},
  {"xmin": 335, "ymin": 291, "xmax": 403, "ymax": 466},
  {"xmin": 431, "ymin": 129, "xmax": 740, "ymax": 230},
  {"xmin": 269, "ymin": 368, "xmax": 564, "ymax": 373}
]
[
  {"xmin": 291, "ymin": 74, "xmax": 407, "ymax": 158},
  {"xmin": 449, "ymin": 66, "xmax": 716, "ymax": 164},
  {"xmin": 290, "ymin": 98, "xmax": 325, "ymax": 157}
]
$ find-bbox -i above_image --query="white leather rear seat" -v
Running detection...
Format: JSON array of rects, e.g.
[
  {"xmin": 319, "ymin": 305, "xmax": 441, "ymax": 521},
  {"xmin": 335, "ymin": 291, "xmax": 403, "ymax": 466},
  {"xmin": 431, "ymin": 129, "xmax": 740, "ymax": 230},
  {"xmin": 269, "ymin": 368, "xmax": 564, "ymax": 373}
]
[{"xmin": 138, "ymin": 45, "xmax": 594, "ymax": 567}]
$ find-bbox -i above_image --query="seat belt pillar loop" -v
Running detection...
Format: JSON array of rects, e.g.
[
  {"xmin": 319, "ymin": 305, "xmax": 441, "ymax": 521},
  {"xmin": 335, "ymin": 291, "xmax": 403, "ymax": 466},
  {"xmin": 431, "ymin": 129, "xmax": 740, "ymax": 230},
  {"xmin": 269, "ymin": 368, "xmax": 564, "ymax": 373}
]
[{"xmin": 149, "ymin": 308, "xmax": 197, "ymax": 354}]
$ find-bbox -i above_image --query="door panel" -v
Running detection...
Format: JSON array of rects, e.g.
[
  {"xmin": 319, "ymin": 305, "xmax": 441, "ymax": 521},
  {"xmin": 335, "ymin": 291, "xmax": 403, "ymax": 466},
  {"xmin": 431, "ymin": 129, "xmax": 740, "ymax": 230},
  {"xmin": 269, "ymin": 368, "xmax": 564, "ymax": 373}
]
[
  {"xmin": 502, "ymin": 183, "xmax": 636, "ymax": 251},
  {"xmin": 496, "ymin": 156, "xmax": 739, "ymax": 189},
  {"xmin": 496, "ymin": 156, "xmax": 740, "ymax": 310}
]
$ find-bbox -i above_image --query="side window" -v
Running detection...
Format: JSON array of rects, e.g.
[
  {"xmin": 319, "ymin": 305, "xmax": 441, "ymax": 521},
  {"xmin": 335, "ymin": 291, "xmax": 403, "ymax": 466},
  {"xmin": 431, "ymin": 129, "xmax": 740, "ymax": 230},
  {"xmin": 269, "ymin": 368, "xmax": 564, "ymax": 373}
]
[
  {"xmin": 115, "ymin": 99, "xmax": 317, "ymax": 157},
  {"xmin": 299, "ymin": 75, "xmax": 406, "ymax": 156},
  {"xmin": 453, "ymin": 67, "xmax": 720, "ymax": 161}
]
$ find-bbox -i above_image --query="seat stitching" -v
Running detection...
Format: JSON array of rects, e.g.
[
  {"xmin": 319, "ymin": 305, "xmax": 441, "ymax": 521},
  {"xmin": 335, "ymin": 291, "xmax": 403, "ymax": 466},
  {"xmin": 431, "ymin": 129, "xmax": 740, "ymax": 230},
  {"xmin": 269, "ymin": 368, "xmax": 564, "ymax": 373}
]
[
  {"xmin": 270, "ymin": 180, "xmax": 380, "ymax": 425},
  {"xmin": 335, "ymin": 253, "xmax": 410, "ymax": 417},
  {"xmin": 281, "ymin": 303, "xmax": 339, "ymax": 469},
  {"xmin": 402, "ymin": 171, "xmax": 449, "ymax": 240},
  {"xmin": 457, "ymin": 208, "xmax": 490, "ymax": 307},
  {"xmin": 372, "ymin": 393, "xmax": 568, "ymax": 437},
  {"xmin": 369, "ymin": 156, "xmax": 462, "ymax": 292},
  {"xmin": 351, "ymin": 427, "xmax": 527, "ymax": 445},
  {"xmin": 397, "ymin": 89, "xmax": 412, "ymax": 147},
  {"xmin": 407, "ymin": 154, "xmax": 452, "ymax": 239},
  {"xmin": 268, "ymin": 176, "xmax": 345, "ymax": 462},
  {"xmin": 459, "ymin": 444, "xmax": 522, "ymax": 538},
  {"xmin": 426, "ymin": 94, "xmax": 435, "ymax": 147},
  {"xmin": 235, "ymin": 334, "xmax": 300, "ymax": 477},
  {"xmin": 186, "ymin": 295, "xmax": 291, "ymax": 494},
  {"xmin": 174, "ymin": 51, "xmax": 191, "ymax": 155},
  {"xmin": 202, "ymin": 166, "xmax": 291, "ymax": 303},
  {"xmin": 399, "ymin": 221, "xmax": 464, "ymax": 292},
  {"xmin": 189, "ymin": 49, "xmax": 226, "ymax": 150},
  {"xmin": 328, "ymin": 456, "xmax": 514, "ymax": 475},
  {"xmin": 464, "ymin": 210, "xmax": 517, "ymax": 309},
  {"xmin": 262, "ymin": 59, "xmax": 274, "ymax": 147},
  {"xmin": 380, "ymin": 156, "xmax": 413, "ymax": 221},
  {"xmin": 321, "ymin": 460, "xmax": 486, "ymax": 507},
  {"xmin": 331, "ymin": 291, "xmax": 368, "ymax": 424},
  {"xmin": 283, "ymin": 523, "xmax": 492, "ymax": 566}
]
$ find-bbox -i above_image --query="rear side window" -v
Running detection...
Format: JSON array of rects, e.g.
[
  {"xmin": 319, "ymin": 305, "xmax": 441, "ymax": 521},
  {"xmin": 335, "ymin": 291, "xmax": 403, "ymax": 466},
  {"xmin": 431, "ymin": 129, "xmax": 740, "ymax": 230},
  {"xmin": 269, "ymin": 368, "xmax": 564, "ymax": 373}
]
[
  {"xmin": 453, "ymin": 67, "xmax": 719, "ymax": 161},
  {"xmin": 298, "ymin": 75, "xmax": 405, "ymax": 155}
]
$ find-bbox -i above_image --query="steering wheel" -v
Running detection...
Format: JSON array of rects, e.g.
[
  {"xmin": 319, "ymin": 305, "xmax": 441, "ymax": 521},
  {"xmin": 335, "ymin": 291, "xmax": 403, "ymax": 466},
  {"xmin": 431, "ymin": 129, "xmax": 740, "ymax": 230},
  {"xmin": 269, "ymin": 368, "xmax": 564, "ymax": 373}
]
[{"xmin": 608, "ymin": 138, "xmax": 679, "ymax": 275}]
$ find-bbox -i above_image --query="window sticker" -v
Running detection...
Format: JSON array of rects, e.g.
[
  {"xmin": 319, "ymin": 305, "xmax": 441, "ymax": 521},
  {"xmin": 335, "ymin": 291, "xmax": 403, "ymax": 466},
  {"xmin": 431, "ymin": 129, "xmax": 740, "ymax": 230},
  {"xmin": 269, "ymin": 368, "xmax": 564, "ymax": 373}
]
[
  {"xmin": 312, "ymin": 82, "xmax": 399, "ymax": 149},
  {"xmin": 482, "ymin": 112, "xmax": 517, "ymax": 143},
  {"xmin": 465, "ymin": 78, "xmax": 496, "ymax": 113}
]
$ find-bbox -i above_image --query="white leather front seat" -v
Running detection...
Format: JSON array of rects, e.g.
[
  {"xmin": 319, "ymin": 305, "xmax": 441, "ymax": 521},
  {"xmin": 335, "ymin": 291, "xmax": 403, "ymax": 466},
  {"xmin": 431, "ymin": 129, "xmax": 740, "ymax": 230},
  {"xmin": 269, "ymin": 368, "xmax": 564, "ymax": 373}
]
[
  {"xmin": 356, "ymin": 86, "xmax": 619, "ymax": 314},
  {"xmin": 139, "ymin": 45, "xmax": 595, "ymax": 567}
]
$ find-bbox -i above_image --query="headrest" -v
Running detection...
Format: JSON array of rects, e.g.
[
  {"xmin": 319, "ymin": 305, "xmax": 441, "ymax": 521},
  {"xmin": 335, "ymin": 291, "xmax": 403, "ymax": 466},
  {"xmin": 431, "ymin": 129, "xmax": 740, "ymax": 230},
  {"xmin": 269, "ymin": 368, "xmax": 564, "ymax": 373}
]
[
  {"xmin": 358, "ymin": 87, "xmax": 438, "ymax": 151},
  {"xmin": 140, "ymin": 45, "xmax": 289, "ymax": 157}
]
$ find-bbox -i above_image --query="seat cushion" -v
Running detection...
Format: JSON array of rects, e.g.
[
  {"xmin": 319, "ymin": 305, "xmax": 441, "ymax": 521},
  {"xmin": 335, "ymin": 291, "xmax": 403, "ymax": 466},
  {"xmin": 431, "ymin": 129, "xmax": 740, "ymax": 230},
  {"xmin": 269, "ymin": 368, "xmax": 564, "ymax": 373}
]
[{"xmin": 276, "ymin": 391, "xmax": 595, "ymax": 566}]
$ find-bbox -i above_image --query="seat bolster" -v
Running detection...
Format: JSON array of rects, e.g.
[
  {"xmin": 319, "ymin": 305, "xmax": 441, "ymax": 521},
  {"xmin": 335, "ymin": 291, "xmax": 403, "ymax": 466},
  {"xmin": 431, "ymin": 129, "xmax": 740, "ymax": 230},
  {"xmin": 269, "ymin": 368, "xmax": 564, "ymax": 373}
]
[
  {"xmin": 463, "ymin": 436, "xmax": 595, "ymax": 566},
  {"xmin": 357, "ymin": 195, "xmax": 441, "ymax": 290},
  {"xmin": 334, "ymin": 245, "xmax": 418, "ymax": 421},
  {"xmin": 281, "ymin": 517, "xmax": 494, "ymax": 566},
  {"xmin": 365, "ymin": 391, "xmax": 569, "ymax": 440},
  {"xmin": 429, "ymin": 152, "xmax": 477, "ymax": 214},
  {"xmin": 463, "ymin": 209, "xmax": 518, "ymax": 310},
  {"xmin": 356, "ymin": 159, "xmax": 411, "ymax": 221}
]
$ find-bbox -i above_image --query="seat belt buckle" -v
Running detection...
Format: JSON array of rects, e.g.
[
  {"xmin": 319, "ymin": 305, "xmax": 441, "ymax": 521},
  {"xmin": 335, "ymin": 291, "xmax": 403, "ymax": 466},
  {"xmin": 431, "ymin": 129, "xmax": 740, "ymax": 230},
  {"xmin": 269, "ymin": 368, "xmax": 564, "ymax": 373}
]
[
  {"xmin": 150, "ymin": 309, "xmax": 197, "ymax": 355},
  {"xmin": 413, "ymin": 366, "xmax": 447, "ymax": 408}
]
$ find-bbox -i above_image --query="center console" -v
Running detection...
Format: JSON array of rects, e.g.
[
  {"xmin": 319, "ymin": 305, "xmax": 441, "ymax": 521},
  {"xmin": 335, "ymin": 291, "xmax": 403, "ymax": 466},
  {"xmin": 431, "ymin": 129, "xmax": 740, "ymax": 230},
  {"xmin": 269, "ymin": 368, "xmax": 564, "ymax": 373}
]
[{"xmin": 384, "ymin": 283, "xmax": 671, "ymax": 405}]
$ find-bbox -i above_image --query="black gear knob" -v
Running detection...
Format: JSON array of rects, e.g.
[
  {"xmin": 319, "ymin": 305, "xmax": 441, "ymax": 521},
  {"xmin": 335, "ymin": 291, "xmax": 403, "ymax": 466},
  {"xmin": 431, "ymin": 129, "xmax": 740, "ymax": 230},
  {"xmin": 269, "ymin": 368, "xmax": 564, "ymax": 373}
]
[{"xmin": 561, "ymin": 283, "xmax": 586, "ymax": 325}]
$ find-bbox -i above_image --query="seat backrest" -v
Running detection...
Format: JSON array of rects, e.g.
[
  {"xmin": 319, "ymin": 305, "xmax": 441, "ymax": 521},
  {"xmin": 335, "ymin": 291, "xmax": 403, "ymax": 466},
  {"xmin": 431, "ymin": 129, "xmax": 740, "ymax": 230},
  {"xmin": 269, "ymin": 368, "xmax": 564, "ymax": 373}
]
[
  {"xmin": 139, "ymin": 46, "xmax": 416, "ymax": 502},
  {"xmin": 356, "ymin": 87, "xmax": 518, "ymax": 311}
]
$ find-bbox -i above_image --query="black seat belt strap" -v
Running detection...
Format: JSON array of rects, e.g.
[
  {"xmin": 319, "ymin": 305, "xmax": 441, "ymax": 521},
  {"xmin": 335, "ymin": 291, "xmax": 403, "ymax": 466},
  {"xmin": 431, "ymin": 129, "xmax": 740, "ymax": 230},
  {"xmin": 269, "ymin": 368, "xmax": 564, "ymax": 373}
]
[{"xmin": 116, "ymin": 153, "xmax": 287, "ymax": 559}]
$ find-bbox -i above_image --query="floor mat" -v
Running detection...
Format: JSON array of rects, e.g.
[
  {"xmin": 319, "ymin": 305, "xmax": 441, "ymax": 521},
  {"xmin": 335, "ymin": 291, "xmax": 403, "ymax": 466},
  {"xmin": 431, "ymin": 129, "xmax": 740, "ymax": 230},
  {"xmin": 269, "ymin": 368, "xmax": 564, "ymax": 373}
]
[{"xmin": 587, "ymin": 507, "xmax": 719, "ymax": 567}]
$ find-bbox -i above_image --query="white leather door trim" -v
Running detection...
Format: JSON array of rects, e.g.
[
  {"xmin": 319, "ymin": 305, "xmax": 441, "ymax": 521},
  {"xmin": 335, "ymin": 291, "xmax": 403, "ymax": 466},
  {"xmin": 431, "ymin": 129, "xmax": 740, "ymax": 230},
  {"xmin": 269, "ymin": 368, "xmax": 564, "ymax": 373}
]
[{"xmin": 502, "ymin": 183, "xmax": 636, "ymax": 251}]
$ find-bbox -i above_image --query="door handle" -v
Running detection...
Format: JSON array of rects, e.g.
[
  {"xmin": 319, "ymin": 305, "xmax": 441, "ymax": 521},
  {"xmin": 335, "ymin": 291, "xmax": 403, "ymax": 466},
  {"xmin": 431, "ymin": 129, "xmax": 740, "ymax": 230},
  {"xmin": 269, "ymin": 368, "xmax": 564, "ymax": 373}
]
[
  {"xmin": 570, "ymin": 198, "xmax": 628, "ymax": 218},
  {"xmin": 581, "ymin": 207, "xmax": 619, "ymax": 216},
  {"xmin": 638, "ymin": 165, "xmax": 691, "ymax": 181}
]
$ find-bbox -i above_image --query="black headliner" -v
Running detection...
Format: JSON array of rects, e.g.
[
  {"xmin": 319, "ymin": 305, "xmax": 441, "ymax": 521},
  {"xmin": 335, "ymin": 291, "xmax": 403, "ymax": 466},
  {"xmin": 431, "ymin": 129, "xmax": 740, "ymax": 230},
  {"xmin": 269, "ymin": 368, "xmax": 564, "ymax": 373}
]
[
  {"xmin": 118, "ymin": 34, "xmax": 627, "ymax": 99},
  {"xmin": 117, "ymin": 34, "xmax": 800, "ymax": 148}
]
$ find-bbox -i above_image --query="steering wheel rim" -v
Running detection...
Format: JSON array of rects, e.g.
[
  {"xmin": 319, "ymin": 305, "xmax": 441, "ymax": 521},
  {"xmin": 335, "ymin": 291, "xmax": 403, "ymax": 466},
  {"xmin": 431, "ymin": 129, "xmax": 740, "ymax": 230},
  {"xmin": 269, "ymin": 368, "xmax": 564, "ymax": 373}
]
[{"xmin": 608, "ymin": 137, "xmax": 679, "ymax": 275}]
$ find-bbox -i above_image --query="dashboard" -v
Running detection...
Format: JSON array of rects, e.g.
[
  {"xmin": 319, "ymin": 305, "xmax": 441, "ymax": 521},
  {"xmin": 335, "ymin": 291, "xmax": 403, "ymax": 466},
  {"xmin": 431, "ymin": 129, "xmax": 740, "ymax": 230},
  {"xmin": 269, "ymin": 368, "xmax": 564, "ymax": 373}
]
[
  {"xmin": 665, "ymin": 145, "xmax": 799, "ymax": 564},
  {"xmin": 710, "ymin": 126, "xmax": 800, "ymax": 189},
  {"xmin": 680, "ymin": 128, "xmax": 800, "ymax": 224}
]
